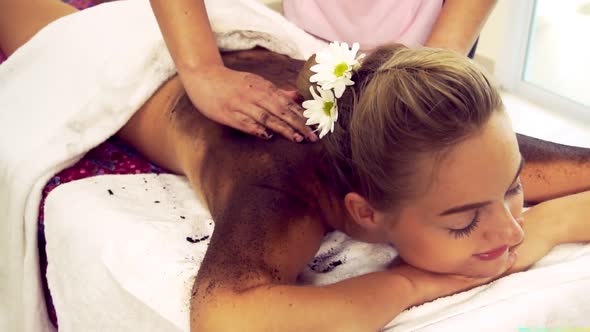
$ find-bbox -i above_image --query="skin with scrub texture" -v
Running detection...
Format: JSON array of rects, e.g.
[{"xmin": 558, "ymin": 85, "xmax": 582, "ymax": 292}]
[{"xmin": 2, "ymin": 2, "xmax": 590, "ymax": 331}]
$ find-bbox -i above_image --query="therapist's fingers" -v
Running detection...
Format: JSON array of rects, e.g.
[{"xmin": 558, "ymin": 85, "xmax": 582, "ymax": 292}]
[
  {"xmin": 241, "ymin": 104, "xmax": 305, "ymax": 143},
  {"xmin": 230, "ymin": 112, "xmax": 273, "ymax": 140},
  {"xmin": 256, "ymin": 92, "xmax": 317, "ymax": 142},
  {"xmin": 279, "ymin": 89, "xmax": 304, "ymax": 105},
  {"xmin": 240, "ymin": 73, "xmax": 314, "ymax": 142}
]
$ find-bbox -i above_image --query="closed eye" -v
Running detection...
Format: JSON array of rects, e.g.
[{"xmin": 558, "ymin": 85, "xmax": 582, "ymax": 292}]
[{"xmin": 448, "ymin": 210, "xmax": 481, "ymax": 239}]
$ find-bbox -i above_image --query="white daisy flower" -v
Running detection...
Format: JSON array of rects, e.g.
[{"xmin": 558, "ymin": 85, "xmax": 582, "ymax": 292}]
[
  {"xmin": 309, "ymin": 41, "xmax": 366, "ymax": 98},
  {"xmin": 302, "ymin": 86, "xmax": 338, "ymax": 139}
]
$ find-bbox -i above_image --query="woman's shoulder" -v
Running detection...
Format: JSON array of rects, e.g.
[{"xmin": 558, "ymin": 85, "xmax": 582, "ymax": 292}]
[
  {"xmin": 199, "ymin": 131, "xmax": 334, "ymax": 230},
  {"xmin": 201, "ymin": 128, "xmax": 326, "ymax": 200}
]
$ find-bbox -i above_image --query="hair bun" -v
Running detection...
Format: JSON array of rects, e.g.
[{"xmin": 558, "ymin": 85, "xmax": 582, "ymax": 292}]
[{"xmin": 355, "ymin": 43, "xmax": 407, "ymax": 77}]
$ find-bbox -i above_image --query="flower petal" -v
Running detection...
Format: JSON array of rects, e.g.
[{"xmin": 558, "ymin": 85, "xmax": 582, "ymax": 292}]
[
  {"xmin": 333, "ymin": 83, "xmax": 346, "ymax": 98},
  {"xmin": 318, "ymin": 123, "xmax": 330, "ymax": 139},
  {"xmin": 351, "ymin": 42, "xmax": 360, "ymax": 57}
]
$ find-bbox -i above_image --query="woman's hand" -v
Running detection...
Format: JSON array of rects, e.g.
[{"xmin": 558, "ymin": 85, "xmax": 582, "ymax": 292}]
[
  {"xmin": 179, "ymin": 64, "xmax": 318, "ymax": 143},
  {"xmin": 389, "ymin": 201, "xmax": 569, "ymax": 306},
  {"xmin": 505, "ymin": 209, "xmax": 557, "ymax": 273},
  {"xmin": 389, "ymin": 256, "xmax": 516, "ymax": 306},
  {"xmin": 391, "ymin": 191, "xmax": 590, "ymax": 306},
  {"xmin": 508, "ymin": 190, "xmax": 590, "ymax": 273}
]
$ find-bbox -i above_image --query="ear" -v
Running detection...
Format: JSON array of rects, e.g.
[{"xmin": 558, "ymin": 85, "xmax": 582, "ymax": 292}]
[{"xmin": 344, "ymin": 192, "xmax": 381, "ymax": 231}]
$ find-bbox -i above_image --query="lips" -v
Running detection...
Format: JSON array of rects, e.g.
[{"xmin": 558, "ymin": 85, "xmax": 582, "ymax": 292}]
[{"xmin": 474, "ymin": 245, "xmax": 509, "ymax": 261}]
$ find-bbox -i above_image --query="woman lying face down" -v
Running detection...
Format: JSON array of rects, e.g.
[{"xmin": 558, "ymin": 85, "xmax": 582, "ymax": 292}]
[
  {"xmin": 102, "ymin": 38, "xmax": 590, "ymax": 331},
  {"xmin": 1, "ymin": 1, "xmax": 588, "ymax": 330},
  {"xmin": 129, "ymin": 44, "xmax": 588, "ymax": 331}
]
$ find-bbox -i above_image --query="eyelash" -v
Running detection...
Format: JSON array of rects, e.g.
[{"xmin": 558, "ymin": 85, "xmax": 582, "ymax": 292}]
[
  {"xmin": 448, "ymin": 182, "xmax": 523, "ymax": 239},
  {"xmin": 507, "ymin": 182, "xmax": 523, "ymax": 196},
  {"xmin": 449, "ymin": 210, "xmax": 480, "ymax": 239}
]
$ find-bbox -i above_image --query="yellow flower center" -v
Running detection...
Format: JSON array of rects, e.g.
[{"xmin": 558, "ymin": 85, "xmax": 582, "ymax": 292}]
[
  {"xmin": 323, "ymin": 101, "xmax": 334, "ymax": 116},
  {"xmin": 333, "ymin": 62, "xmax": 349, "ymax": 77}
]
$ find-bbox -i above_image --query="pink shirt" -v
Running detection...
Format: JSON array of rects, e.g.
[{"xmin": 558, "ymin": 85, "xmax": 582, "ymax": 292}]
[{"xmin": 283, "ymin": 0, "xmax": 443, "ymax": 50}]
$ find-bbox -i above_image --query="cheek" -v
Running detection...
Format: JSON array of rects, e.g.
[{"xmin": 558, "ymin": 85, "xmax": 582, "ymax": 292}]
[
  {"xmin": 390, "ymin": 227, "xmax": 476, "ymax": 273},
  {"xmin": 427, "ymin": 238, "xmax": 481, "ymax": 273}
]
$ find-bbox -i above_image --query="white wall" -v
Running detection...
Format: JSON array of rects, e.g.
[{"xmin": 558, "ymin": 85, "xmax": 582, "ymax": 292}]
[{"xmin": 476, "ymin": 0, "xmax": 517, "ymax": 65}]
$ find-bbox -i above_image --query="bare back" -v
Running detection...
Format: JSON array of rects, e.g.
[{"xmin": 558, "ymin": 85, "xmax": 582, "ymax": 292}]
[
  {"xmin": 124, "ymin": 50, "xmax": 344, "ymax": 301},
  {"xmin": 177, "ymin": 51, "xmax": 342, "ymax": 288}
]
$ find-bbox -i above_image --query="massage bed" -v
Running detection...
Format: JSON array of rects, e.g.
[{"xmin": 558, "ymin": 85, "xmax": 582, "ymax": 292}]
[{"xmin": 1, "ymin": 0, "xmax": 590, "ymax": 331}]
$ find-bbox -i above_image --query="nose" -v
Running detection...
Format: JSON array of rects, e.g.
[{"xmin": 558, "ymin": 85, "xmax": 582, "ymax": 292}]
[{"xmin": 482, "ymin": 205, "xmax": 525, "ymax": 247}]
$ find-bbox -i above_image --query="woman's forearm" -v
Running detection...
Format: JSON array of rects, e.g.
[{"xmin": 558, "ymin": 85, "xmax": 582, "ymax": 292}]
[
  {"xmin": 507, "ymin": 190, "xmax": 590, "ymax": 273},
  {"xmin": 518, "ymin": 134, "xmax": 590, "ymax": 203},
  {"xmin": 192, "ymin": 272, "xmax": 419, "ymax": 332},
  {"xmin": 424, "ymin": 0, "xmax": 497, "ymax": 55},
  {"xmin": 149, "ymin": 0, "xmax": 222, "ymax": 72},
  {"xmin": 552, "ymin": 190, "xmax": 590, "ymax": 244}
]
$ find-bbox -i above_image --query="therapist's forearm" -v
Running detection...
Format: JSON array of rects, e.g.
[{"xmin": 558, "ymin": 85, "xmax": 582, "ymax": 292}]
[
  {"xmin": 149, "ymin": 0, "xmax": 222, "ymax": 72},
  {"xmin": 425, "ymin": 0, "xmax": 497, "ymax": 55}
]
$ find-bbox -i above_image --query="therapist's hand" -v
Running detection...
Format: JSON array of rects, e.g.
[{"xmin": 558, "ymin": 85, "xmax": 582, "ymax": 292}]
[{"xmin": 180, "ymin": 64, "xmax": 318, "ymax": 143}]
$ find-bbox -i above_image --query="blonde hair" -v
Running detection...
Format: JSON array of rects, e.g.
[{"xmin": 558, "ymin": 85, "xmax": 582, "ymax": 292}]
[{"xmin": 299, "ymin": 44, "xmax": 503, "ymax": 211}]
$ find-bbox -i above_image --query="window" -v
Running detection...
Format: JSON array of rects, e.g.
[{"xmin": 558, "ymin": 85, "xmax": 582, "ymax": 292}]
[{"xmin": 494, "ymin": 0, "xmax": 590, "ymax": 122}]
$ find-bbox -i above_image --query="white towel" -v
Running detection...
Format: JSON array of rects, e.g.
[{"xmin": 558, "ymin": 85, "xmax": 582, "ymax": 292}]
[
  {"xmin": 0, "ymin": 0, "xmax": 325, "ymax": 331},
  {"xmin": 44, "ymin": 174, "xmax": 590, "ymax": 332}
]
